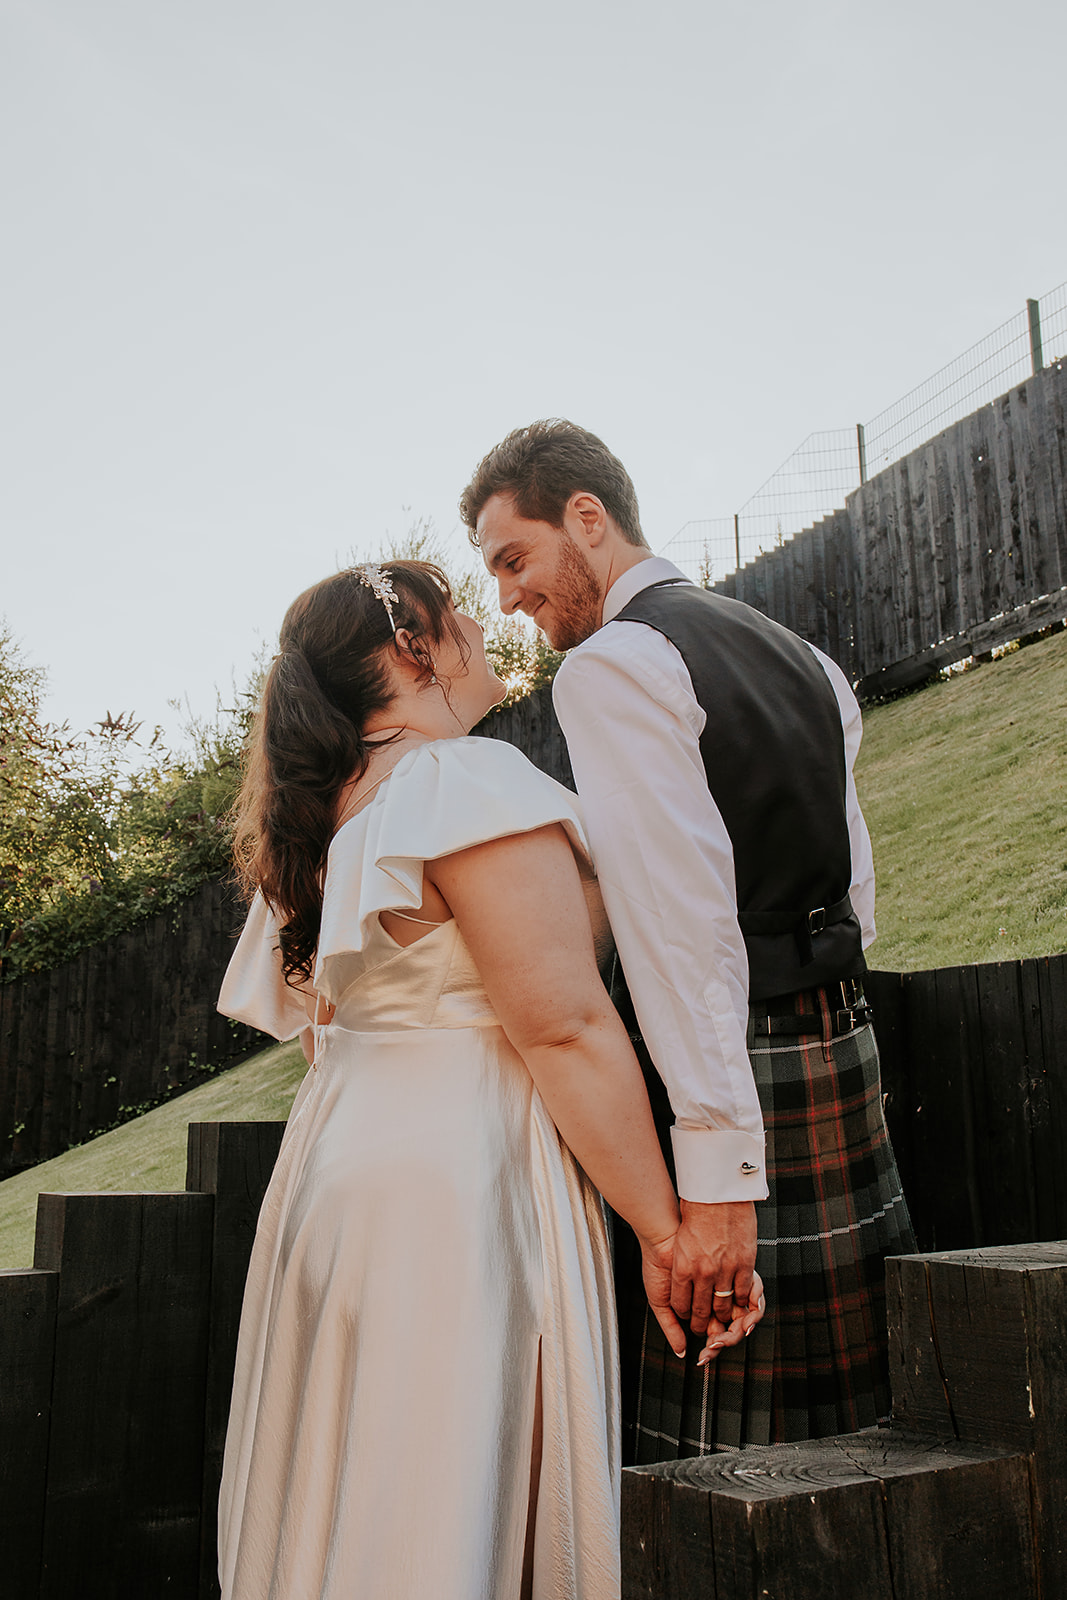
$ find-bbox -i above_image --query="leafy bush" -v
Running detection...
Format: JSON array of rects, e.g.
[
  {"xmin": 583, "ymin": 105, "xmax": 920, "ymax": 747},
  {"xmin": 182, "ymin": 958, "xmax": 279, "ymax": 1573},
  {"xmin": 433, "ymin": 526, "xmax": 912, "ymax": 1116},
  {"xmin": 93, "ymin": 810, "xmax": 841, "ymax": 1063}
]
[{"xmin": 0, "ymin": 625, "xmax": 257, "ymax": 980}]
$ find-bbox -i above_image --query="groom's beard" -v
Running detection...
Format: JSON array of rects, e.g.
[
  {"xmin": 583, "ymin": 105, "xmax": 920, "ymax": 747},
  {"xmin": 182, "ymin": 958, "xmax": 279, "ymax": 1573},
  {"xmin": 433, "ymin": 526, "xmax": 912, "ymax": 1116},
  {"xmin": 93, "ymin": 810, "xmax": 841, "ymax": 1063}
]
[{"xmin": 542, "ymin": 536, "xmax": 601, "ymax": 651}]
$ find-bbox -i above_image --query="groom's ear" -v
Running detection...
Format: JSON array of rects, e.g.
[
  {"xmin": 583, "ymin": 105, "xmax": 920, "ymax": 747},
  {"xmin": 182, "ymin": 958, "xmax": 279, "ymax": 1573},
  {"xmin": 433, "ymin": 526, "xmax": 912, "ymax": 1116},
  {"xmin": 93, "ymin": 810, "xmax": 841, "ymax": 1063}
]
[{"xmin": 563, "ymin": 492, "xmax": 610, "ymax": 549}]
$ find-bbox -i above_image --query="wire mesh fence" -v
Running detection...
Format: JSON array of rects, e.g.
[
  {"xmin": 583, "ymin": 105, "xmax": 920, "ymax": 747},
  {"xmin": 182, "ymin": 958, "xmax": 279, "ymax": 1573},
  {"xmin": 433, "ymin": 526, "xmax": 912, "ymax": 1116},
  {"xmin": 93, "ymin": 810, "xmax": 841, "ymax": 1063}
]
[
  {"xmin": 661, "ymin": 428, "xmax": 862, "ymax": 582},
  {"xmin": 1039, "ymin": 277, "xmax": 1067, "ymax": 366},
  {"xmin": 660, "ymin": 517, "xmax": 738, "ymax": 589},
  {"xmin": 863, "ymin": 310, "xmax": 1031, "ymax": 475},
  {"xmin": 660, "ymin": 279, "xmax": 1067, "ymax": 584}
]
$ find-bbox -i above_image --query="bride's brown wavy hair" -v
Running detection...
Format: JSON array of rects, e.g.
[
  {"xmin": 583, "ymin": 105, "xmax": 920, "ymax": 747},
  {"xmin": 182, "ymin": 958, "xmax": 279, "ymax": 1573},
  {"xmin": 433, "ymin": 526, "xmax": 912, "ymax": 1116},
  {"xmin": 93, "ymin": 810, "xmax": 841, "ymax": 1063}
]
[{"xmin": 232, "ymin": 561, "xmax": 466, "ymax": 988}]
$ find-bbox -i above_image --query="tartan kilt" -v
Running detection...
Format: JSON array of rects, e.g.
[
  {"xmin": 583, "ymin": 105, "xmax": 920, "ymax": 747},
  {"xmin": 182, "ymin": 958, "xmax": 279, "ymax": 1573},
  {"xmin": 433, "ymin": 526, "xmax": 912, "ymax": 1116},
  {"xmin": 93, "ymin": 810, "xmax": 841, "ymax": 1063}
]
[{"xmin": 615, "ymin": 1016, "xmax": 917, "ymax": 1463}]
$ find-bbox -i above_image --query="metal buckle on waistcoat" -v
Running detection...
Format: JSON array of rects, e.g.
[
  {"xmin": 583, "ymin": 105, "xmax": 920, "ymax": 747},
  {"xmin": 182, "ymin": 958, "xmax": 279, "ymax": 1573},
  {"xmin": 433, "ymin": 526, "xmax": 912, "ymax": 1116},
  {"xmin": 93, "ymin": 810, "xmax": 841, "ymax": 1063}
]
[
  {"xmin": 808, "ymin": 906, "xmax": 826, "ymax": 937},
  {"xmin": 839, "ymin": 976, "xmax": 865, "ymax": 1009}
]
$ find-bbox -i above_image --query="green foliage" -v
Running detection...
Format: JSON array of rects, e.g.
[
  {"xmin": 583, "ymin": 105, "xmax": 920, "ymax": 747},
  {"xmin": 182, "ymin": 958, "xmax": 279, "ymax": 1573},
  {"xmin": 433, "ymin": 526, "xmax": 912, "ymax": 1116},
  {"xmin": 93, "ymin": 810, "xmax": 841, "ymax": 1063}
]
[
  {"xmin": 0, "ymin": 624, "xmax": 259, "ymax": 981},
  {"xmin": 0, "ymin": 631, "xmax": 117, "ymax": 937}
]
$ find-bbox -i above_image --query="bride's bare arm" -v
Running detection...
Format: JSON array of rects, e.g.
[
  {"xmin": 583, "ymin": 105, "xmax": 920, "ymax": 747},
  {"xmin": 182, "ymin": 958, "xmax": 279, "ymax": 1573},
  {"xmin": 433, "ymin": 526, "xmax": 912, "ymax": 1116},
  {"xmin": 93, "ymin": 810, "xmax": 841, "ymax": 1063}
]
[{"xmin": 428, "ymin": 823, "xmax": 692, "ymax": 1353}]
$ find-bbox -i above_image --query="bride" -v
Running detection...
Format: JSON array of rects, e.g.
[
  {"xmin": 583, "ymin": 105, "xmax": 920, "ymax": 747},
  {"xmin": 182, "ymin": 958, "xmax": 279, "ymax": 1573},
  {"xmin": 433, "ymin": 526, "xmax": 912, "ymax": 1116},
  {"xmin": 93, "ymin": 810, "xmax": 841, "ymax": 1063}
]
[{"xmin": 216, "ymin": 560, "xmax": 763, "ymax": 1600}]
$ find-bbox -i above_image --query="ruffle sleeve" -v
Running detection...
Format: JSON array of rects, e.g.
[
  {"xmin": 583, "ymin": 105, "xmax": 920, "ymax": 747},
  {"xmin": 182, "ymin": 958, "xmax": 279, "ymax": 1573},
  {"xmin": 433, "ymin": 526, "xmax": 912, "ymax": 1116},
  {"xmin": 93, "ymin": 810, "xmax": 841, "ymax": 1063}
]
[
  {"xmin": 217, "ymin": 891, "xmax": 309, "ymax": 1042},
  {"xmin": 216, "ymin": 737, "xmax": 590, "ymax": 1027},
  {"xmin": 315, "ymin": 737, "xmax": 588, "ymax": 1004}
]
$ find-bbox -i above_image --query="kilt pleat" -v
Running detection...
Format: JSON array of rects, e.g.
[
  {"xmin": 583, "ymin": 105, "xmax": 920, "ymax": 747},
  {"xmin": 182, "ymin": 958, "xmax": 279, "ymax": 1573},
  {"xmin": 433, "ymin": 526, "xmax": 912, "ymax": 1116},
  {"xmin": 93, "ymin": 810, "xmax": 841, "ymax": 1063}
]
[{"xmin": 617, "ymin": 1017, "xmax": 916, "ymax": 1463}]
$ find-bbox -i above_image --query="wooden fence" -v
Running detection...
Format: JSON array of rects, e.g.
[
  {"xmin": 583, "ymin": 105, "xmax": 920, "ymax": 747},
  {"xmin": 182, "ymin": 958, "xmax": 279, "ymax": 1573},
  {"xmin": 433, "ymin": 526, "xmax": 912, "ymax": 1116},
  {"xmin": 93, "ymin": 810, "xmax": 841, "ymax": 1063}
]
[
  {"xmin": 715, "ymin": 356, "xmax": 1067, "ymax": 695},
  {"xmin": 481, "ymin": 364, "xmax": 1066, "ymax": 771},
  {"xmin": 0, "ymin": 879, "xmax": 264, "ymax": 1179},
  {"xmin": 476, "ymin": 682, "xmax": 574, "ymax": 786},
  {"xmin": 1, "ymin": 1121, "xmax": 284, "ymax": 1599},
  {"xmin": 869, "ymin": 957, "xmax": 1067, "ymax": 1252},
  {"xmin": 2, "ymin": 950, "xmax": 1066, "ymax": 1596}
]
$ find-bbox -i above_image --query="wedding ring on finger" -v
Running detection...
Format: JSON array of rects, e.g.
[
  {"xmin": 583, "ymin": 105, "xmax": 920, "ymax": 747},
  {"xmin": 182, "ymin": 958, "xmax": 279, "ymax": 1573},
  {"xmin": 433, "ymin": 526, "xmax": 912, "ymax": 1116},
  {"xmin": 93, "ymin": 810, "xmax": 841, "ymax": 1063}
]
[{"xmin": 712, "ymin": 1290, "xmax": 733, "ymax": 1301}]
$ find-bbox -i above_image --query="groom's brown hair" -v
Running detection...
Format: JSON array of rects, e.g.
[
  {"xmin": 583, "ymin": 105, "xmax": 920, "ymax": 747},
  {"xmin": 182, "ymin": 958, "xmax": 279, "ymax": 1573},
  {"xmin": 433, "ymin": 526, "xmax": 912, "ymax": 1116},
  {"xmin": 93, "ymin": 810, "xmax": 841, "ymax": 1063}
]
[{"xmin": 460, "ymin": 419, "xmax": 647, "ymax": 548}]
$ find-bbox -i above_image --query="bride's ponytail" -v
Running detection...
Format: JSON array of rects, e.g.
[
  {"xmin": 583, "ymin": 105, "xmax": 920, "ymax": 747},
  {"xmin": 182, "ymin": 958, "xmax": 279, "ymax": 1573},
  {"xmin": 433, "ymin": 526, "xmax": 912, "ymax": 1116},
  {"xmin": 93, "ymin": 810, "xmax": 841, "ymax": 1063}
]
[{"xmin": 232, "ymin": 561, "xmax": 463, "ymax": 986}]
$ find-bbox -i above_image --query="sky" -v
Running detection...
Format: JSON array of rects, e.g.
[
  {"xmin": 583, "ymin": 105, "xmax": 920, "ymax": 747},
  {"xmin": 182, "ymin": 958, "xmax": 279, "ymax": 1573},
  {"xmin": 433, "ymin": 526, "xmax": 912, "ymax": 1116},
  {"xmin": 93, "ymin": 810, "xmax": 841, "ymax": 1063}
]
[{"xmin": 2, "ymin": 0, "xmax": 1065, "ymax": 754}]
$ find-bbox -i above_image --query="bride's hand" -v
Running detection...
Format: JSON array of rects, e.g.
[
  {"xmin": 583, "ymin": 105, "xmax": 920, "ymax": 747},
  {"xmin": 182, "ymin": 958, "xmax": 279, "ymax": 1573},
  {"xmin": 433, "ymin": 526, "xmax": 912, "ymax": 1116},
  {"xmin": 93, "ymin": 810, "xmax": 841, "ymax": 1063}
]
[
  {"xmin": 639, "ymin": 1232, "xmax": 688, "ymax": 1359},
  {"xmin": 696, "ymin": 1270, "xmax": 766, "ymax": 1367}
]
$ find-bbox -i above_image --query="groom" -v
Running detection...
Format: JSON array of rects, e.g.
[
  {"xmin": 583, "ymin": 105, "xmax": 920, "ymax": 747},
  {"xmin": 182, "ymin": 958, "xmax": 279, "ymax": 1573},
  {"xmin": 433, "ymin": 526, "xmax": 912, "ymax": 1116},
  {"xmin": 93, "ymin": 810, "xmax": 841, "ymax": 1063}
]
[{"xmin": 460, "ymin": 419, "xmax": 915, "ymax": 1463}]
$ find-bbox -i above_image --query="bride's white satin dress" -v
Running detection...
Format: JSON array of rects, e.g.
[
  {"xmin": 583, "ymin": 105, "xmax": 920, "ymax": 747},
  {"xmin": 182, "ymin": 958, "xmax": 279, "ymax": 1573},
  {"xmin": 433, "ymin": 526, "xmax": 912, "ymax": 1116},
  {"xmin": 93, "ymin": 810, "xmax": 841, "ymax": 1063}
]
[{"xmin": 216, "ymin": 738, "xmax": 621, "ymax": 1600}]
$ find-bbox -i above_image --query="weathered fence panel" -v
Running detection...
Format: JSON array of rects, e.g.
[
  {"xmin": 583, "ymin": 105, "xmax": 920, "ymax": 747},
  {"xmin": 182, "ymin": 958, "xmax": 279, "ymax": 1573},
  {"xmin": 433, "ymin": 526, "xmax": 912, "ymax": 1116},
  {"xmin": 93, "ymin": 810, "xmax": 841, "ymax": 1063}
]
[
  {"xmin": 0, "ymin": 1268, "xmax": 57, "ymax": 1594},
  {"xmin": 475, "ymin": 683, "xmax": 573, "ymax": 786},
  {"xmin": 713, "ymin": 357, "xmax": 1067, "ymax": 691},
  {"xmin": 869, "ymin": 953, "xmax": 1067, "ymax": 1253},
  {"xmin": 187, "ymin": 1121, "xmax": 288, "ymax": 1600},
  {"xmin": 0, "ymin": 1126, "xmax": 285, "ymax": 1599},
  {"xmin": 34, "ymin": 1190, "xmax": 213, "ymax": 1598},
  {"xmin": 0, "ymin": 879, "xmax": 265, "ymax": 1178}
]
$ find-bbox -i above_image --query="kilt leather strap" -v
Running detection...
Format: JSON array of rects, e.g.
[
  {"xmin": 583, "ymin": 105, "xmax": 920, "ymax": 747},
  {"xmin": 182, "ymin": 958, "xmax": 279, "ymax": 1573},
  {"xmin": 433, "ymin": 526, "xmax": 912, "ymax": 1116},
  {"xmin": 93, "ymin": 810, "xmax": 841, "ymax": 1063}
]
[
  {"xmin": 749, "ymin": 980, "xmax": 872, "ymax": 1039},
  {"xmin": 750, "ymin": 1006, "xmax": 872, "ymax": 1039}
]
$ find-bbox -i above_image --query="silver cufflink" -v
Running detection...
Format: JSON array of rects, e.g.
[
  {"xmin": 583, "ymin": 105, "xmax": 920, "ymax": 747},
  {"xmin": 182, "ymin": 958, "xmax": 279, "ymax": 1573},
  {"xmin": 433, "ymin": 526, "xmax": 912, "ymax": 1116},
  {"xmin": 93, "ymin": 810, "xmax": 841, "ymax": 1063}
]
[{"xmin": 740, "ymin": 1162, "xmax": 760, "ymax": 1175}]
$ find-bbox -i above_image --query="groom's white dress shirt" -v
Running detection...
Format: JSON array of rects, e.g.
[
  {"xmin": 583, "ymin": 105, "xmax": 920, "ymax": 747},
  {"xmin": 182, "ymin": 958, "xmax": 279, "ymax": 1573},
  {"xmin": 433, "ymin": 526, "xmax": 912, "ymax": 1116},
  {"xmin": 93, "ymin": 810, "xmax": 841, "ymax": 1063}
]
[{"xmin": 552, "ymin": 558, "xmax": 876, "ymax": 1206}]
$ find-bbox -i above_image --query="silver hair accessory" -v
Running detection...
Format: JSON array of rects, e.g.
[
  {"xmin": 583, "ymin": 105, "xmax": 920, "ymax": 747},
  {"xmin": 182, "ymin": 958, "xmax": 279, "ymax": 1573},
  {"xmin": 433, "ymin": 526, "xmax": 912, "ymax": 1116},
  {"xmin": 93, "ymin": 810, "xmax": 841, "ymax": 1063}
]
[{"xmin": 352, "ymin": 563, "xmax": 400, "ymax": 634}]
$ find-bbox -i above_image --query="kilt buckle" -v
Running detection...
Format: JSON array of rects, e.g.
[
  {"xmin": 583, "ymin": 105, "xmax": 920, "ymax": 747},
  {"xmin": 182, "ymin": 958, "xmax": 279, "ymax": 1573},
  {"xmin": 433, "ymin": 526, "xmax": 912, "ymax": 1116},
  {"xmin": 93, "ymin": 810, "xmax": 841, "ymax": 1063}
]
[
  {"xmin": 749, "ymin": 982, "xmax": 873, "ymax": 1040},
  {"xmin": 835, "ymin": 1004, "xmax": 873, "ymax": 1033}
]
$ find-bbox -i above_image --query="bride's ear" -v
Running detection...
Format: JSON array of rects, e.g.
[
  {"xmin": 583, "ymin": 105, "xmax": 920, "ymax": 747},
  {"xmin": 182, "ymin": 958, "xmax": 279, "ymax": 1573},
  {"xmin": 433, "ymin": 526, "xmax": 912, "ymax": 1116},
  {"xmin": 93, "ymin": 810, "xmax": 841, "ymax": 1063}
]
[
  {"xmin": 392, "ymin": 627, "xmax": 418, "ymax": 673},
  {"xmin": 393, "ymin": 627, "xmax": 436, "ymax": 685}
]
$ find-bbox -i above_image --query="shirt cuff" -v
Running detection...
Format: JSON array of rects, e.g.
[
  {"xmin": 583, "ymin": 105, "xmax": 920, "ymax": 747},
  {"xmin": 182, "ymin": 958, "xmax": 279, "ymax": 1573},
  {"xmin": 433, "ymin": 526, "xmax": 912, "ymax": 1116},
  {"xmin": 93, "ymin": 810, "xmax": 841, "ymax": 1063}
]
[{"xmin": 670, "ymin": 1127, "xmax": 770, "ymax": 1203}]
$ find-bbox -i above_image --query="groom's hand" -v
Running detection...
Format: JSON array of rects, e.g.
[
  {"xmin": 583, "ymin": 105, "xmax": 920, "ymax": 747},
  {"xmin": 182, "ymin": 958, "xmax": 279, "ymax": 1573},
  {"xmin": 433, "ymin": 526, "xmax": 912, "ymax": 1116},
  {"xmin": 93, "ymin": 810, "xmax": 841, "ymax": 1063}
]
[{"xmin": 671, "ymin": 1199, "xmax": 757, "ymax": 1336}]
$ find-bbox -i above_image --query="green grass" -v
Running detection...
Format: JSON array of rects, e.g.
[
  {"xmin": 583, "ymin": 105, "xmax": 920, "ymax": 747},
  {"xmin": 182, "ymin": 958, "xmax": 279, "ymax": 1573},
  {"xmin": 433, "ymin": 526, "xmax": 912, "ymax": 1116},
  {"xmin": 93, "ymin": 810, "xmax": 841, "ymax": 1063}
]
[
  {"xmin": 858, "ymin": 627, "xmax": 1067, "ymax": 972},
  {"xmin": 2, "ymin": 627, "xmax": 1063, "ymax": 1265},
  {"xmin": 0, "ymin": 1040, "xmax": 306, "ymax": 1269}
]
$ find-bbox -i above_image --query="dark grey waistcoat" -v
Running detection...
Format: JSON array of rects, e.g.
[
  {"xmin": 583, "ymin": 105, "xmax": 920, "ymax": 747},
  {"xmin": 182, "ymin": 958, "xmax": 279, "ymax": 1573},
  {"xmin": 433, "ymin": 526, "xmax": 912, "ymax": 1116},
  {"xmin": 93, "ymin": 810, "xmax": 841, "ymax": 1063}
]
[{"xmin": 613, "ymin": 581, "xmax": 866, "ymax": 1001}]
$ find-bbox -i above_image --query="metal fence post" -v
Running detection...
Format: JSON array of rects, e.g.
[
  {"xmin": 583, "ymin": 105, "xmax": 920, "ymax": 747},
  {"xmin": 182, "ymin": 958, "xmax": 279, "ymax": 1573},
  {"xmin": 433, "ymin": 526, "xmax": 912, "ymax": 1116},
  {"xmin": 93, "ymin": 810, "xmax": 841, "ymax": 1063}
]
[
  {"xmin": 733, "ymin": 513, "xmax": 741, "ymax": 571},
  {"xmin": 1027, "ymin": 298, "xmax": 1044, "ymax": 374},
  {"xmin": 856, "ymin": 422, "xmax": 868, "ymax": 485}
]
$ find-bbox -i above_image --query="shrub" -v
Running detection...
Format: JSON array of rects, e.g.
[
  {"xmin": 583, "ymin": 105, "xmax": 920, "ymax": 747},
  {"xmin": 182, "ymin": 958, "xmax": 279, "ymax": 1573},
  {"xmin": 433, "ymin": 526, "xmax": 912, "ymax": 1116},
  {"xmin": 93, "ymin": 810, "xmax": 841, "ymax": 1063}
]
[{"xmin": 0, "ymin": 625, "xmax": 257, "ymax": 980}]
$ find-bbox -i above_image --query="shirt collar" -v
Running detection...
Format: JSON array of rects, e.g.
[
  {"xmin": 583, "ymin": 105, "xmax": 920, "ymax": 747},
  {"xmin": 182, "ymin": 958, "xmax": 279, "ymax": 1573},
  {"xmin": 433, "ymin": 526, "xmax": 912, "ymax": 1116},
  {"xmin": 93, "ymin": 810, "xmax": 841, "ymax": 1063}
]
[{"xmin": 601, "ymin": 557, "xmax": 692, "ymax": 625}]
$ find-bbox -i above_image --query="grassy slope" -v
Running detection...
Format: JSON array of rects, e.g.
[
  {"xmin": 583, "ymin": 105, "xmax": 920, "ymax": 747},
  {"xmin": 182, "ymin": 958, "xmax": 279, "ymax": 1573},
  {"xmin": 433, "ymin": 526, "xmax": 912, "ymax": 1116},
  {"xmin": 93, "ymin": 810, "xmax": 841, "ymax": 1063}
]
[
  {"xmin": 857, "ymin": 626, "xmax": 1067, "ymax": 971},
  {"xmin": 2, "ymin": 627, "xmax": 1064, "ymax": 1266}
]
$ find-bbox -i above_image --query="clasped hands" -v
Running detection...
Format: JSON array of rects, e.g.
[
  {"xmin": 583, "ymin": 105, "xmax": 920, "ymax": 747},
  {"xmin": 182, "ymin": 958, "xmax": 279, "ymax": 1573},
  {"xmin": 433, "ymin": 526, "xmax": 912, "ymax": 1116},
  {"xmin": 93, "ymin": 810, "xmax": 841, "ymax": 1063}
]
[{"xmin": 640, "ymin": 1199, "xmax": 765, "ymax": 1364}]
